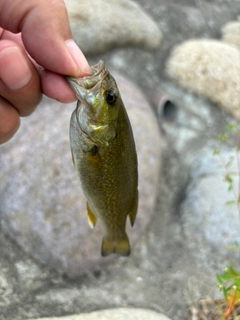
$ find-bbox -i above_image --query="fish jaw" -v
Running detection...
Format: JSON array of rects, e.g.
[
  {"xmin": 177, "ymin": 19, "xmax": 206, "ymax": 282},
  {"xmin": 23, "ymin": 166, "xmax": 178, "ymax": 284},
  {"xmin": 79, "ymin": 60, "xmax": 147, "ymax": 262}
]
[
  {"xmin": 75, "ymin": 60, "xmax": 106, "ymax": 90},
  {"xmin": 66, "ymin": 77, "xmax": 98, "ymax": 106},
  {"xmin": 66, "ymin": 60, "xmax": 106, "ymax": 102},
  {"xmin": 66, "ymin": 60, "xmax": 119, "ymax": 125}
]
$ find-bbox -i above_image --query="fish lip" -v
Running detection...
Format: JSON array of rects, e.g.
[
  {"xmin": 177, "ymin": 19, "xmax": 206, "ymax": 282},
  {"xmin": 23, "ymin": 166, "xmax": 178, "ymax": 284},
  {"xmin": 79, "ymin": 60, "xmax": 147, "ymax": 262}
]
[
  {"xmin": 66, "ymin": 60, "xmax": 108, "ymax": 103},
  {"xmin": 66, "ymin": 60, "xmax": 106, "ymax": 90},
  {"xmin": 89, "ymin": 60, "xmax": 105, "ymax": 78}
]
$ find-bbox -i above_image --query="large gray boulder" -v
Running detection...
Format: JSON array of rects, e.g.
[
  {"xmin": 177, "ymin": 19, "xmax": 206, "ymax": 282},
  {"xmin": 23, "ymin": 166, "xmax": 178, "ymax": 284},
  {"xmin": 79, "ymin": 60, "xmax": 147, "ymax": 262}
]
[
  {"xmin": 65, "ymin": 0, "xmax": 162, "ymax": 54},
  {"xmin": 0, "ymin": 74, "xmax": 161, "ymax": 277}
]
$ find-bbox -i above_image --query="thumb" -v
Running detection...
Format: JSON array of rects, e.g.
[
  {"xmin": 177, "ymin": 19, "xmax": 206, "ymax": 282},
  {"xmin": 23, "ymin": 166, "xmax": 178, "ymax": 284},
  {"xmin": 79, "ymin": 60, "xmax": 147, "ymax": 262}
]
[{"xmin": 0, "ymin": 0, "xmax": 90, "ymax": 77}]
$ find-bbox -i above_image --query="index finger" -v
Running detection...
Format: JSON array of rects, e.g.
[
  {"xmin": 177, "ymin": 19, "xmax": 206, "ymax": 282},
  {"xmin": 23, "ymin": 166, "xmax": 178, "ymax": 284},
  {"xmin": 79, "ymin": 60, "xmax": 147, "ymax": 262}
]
[{"xmin": 0, "ymin": 0, "xmax": 90, "ymax": 77}]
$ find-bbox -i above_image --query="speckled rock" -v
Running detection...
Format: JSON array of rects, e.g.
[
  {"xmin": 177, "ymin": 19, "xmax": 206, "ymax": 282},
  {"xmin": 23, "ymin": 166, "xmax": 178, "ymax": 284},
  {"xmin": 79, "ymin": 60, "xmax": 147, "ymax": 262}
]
[
  {"xmin": 0, "ymin": 267, "xmax": 14, "ymax": 307},
  {"xmin": 65, "ymin": 0, "xmax": 162, "ymax": 54},
  {"xmin": 166, "ymin": 39, "xmax": 240, "ymax": 119},
  {"xmin": 222, "ymin": 18, "xmax": 240, "ymax": 50},
  {"xmin": 0, "ymin": 73, "xmax": 161, "ymax": 277},
  {"xmin": 28, "ymin": 308, "xmax": 172, "ymax": 320},
  {"xmin": 15, "ymin": 259, "xmax": 49, "ymax": 292},
  {"xmin": 181, "ymin": 149, "xmax": 240, "ymax": 259}
]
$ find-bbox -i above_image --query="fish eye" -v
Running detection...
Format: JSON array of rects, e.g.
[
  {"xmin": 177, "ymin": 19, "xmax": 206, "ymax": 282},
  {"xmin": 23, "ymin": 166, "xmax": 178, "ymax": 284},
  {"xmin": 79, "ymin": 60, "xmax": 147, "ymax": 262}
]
[{"xmin": 105, "ymin": 89, "xmax": 117, "ymax": 105}]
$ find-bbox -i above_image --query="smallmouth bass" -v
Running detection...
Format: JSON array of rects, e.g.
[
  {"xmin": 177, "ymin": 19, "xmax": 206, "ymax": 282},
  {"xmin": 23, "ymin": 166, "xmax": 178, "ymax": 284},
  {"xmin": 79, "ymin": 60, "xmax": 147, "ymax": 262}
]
[{"xmin": 66, "ymin": 61, "xmax": 138, "ymax": 256}]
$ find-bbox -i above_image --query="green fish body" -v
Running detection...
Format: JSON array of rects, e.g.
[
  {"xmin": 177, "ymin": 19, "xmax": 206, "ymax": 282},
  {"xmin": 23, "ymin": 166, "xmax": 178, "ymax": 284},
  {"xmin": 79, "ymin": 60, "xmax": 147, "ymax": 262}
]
[{"xmin": 66, "ymin": 61, "xmax": 138, "ymax": 256}]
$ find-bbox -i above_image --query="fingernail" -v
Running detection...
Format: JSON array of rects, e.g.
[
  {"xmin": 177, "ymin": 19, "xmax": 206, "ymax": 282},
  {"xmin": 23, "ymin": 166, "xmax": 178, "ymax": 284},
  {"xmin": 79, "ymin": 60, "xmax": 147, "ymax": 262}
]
[
  {"xmin": 65, "ymin": 40, "xmax": 91, "ymax": 76},
  {"xmin": 0, "ymin": 47, "xmax": 32, "ymax": 90}
]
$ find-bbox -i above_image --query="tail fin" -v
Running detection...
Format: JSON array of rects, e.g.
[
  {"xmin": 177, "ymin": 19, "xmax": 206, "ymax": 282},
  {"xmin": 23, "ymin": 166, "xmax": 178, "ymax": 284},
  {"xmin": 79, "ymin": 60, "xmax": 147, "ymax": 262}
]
[{"xmin": 101, "ymin": 234, "xmax": 130, "ymax": 257}]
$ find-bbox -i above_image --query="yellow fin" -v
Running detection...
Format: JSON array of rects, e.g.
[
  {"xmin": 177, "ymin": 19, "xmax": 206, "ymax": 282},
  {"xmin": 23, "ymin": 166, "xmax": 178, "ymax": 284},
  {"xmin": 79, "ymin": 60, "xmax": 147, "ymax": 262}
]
[
  {"xmin": 101, "ymin": 234, "xmax": 130, "ymax": 257},
  {"xmin": 128, "ymin": 189, "xmax": 138, "ymax": 227},
  {"xmin": 87, "ymin": 203, "xmax": 97, "ymax": 229}
]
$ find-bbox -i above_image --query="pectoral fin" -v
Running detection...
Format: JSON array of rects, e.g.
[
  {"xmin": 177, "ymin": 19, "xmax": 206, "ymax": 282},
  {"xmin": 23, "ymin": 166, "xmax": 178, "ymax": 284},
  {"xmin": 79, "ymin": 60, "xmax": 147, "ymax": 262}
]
[
  {"xmin": 87, "ymin": 203, "xmax": 97, "ymax": 229},
  {"xmin": 128, "ymin": 189, "xmax": 138, "ymax": 227}
]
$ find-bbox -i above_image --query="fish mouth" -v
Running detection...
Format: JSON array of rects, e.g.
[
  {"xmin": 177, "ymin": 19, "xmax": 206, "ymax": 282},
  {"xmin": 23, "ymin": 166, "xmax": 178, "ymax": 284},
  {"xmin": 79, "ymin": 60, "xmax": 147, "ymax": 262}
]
[
  {"xmin": 87, "ymin": 60, "xmax": 106, "ymax": 87},
  {"xmin": 66, "ymin": 60, "xmax": 108, "ymax": 103}
]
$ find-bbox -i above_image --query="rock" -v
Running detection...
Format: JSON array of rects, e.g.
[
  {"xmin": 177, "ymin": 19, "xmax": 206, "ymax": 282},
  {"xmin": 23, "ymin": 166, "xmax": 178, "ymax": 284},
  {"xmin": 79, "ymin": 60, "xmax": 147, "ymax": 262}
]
[
  {"xmin": 166, "ymin": 39, "xmax": 240, "ymax": 120},
  {"xmin": 164, "ymin": 5, "xmax": 207, "ymax": 36},
  {"xmin": 0, "ymin": 270, "xmax": 13, "ymax": 307},
  {"xmin": 27, "ymin": 308, "xmax": 172, "ymax": 320},
  {"xmin": 0, "ymin": 74, "xmax": 161, "ymax": 277},
  {"xmin": 65, "ymin": 0, "xmax": 162, "ymax": 54},
  {"xmin": 181, "ymin": 149, "xmax": 240, "ymax": 259},
  {"xmin": 182, "ymin": 7, "xmax": 207, "ymax": 34},
  {"xmin": 15, "ymin": 260, "xmax": 49, "ymax": 292},
  {"xmin": 35, "ymin": 288, "xmax": 83, "ymax": 312},
  {"xmin": 222, "ymin": 18, "xmax": 240, "ymax": 50}
]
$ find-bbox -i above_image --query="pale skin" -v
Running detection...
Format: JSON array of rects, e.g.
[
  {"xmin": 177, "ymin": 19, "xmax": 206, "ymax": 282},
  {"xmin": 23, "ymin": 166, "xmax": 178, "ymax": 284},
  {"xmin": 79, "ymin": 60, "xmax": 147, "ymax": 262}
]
[{"xmin": 0, "ymin": 0, "xmax": 91, "ymax": 144}]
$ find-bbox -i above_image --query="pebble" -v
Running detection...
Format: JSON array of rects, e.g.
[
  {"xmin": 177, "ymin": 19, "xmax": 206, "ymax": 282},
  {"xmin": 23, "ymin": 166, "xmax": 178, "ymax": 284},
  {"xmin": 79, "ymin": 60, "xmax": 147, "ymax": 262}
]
[
  {"xmin": 166, "ymin": 39, "xmax": 240, "ymax": 120},
  {"xmin": 27, "ymin": 308, "xmax": 172, "ymax": 320},
  {"xmin": 65, "ymin": 0, "xmax": 162, "ymax": 54},
  {"xmin": 0, "ymin": 73, "xmax": 161, "ymax": 277}
]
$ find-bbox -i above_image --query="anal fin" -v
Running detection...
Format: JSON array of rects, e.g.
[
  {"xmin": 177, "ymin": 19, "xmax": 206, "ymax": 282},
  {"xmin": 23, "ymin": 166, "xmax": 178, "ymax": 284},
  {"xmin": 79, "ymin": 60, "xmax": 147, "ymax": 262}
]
[{"xmin": 87, "ymin": 203, "xmax": 97, "ymax": 229}]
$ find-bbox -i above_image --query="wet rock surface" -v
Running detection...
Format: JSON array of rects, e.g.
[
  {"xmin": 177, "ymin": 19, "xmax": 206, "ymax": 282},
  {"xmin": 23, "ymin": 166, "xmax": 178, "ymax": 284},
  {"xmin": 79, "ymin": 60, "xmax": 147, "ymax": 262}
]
[{"xmin": 1, "ymin": 0, "xmax": 240, "ymax": 320}]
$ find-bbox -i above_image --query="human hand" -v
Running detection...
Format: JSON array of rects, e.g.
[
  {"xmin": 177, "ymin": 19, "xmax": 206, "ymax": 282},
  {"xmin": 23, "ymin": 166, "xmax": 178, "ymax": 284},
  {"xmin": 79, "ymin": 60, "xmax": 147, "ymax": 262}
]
[{"xmin": 0, "ymin": 0, "xmax": 91, "ymax": 144}]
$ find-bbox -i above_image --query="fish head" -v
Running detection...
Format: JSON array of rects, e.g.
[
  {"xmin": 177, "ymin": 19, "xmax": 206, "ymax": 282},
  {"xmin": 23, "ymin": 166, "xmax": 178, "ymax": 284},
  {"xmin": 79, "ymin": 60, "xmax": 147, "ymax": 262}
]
[{"xmin": 67, "ymin": 61, "xmax": 121, "ymax": 145}]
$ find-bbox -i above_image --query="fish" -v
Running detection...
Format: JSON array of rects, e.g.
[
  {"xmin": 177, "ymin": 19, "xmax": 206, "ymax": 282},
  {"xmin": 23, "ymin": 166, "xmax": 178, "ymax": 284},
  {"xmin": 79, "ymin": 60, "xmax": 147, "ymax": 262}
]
[{"xmin": 66, "ymin": 61, "xmax": 138, "ymax": 257}]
